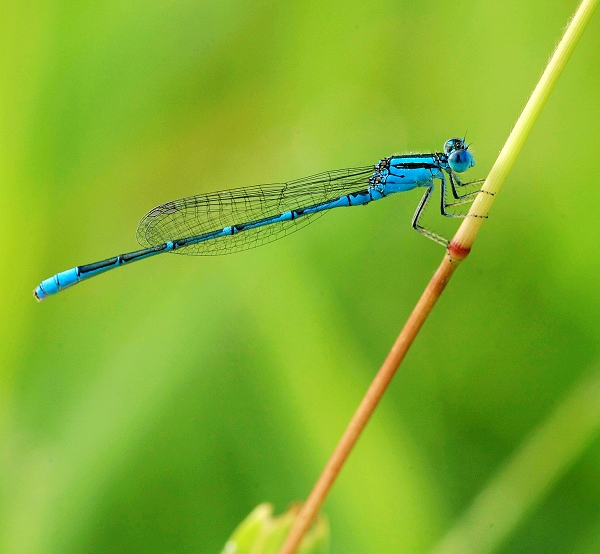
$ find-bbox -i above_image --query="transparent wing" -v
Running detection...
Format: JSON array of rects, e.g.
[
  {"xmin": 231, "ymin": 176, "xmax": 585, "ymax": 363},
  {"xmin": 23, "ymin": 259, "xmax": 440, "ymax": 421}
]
[{"xmin": 136, "ymin": 166, "xmax": 375, "ymax": 256}]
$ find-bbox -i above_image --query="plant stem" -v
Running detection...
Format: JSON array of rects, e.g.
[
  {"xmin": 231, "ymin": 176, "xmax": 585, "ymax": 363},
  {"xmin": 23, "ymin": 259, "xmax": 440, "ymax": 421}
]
[
  {"xmin": 279, "ymin": 256, "xmax": 459, "ymax": 554},
  {"xmin": 452, "ymin": 0, "xmax": 600, "ymax": 251},
  {"xmin": 279, "ymin": 1, "xmax": 598, "ymax": 552}
]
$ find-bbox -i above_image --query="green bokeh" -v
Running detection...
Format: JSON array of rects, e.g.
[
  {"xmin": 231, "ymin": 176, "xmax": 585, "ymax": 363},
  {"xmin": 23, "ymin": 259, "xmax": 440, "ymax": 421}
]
[{"xmin": 2, "ymin": 1, "xmax": 600, "ymax": 552}]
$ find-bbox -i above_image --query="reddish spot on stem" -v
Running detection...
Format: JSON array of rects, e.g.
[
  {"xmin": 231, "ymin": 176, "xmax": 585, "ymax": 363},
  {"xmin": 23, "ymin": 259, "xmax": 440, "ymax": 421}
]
[{"xmin": 448, "ymin": 240, "xmax": 471, "ymax": 262}]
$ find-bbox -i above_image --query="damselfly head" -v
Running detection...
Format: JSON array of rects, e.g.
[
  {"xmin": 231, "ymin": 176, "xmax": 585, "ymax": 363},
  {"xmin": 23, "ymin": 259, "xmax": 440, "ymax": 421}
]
[{"xmin": 444, "ymin": 137, "xmax": 475, "ymax": 173}]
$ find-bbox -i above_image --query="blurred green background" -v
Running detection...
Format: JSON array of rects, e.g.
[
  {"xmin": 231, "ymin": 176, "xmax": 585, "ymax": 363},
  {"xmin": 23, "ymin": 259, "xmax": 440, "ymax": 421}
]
[{"xmin": 2, "ymin": 1, "xmax": 600, "ymax": 552}]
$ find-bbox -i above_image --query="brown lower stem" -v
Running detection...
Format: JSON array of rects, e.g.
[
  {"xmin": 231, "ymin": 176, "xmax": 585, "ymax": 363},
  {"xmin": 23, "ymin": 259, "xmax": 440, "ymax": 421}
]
[{"xmin": 279, "ymin": 253, "xmax": 462, "ymax": 554}]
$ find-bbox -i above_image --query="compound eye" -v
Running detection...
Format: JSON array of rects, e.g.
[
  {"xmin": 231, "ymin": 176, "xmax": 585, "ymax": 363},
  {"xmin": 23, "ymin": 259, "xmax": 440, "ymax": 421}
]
[
  {"xmin": 448, "ymin": 149, "xmax": 474, "ymax": 173},
  {"xmin": 444, "ymin": 138, "xmax": 464, "ymax": 155}
]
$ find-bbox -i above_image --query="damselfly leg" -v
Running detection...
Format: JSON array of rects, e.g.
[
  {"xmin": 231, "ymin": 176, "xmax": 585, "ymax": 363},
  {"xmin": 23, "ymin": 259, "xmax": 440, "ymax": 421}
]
[
  {"xmin": 412, "ymin": 174, "xmax": 487, "ymax": 247},
  {"xmin": 412, "ymin": 185, "xmax": 449, "ymax": 246},
  {"xmin": 442, "ymin": 174, "xmax": 486, "ymax": 217}
]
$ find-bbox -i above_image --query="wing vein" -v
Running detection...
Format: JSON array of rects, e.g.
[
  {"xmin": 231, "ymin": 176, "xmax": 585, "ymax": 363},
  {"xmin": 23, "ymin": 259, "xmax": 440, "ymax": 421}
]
[{"xmin": 136, "ymin": 166, "xmax": 375, "ymax": 256}]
